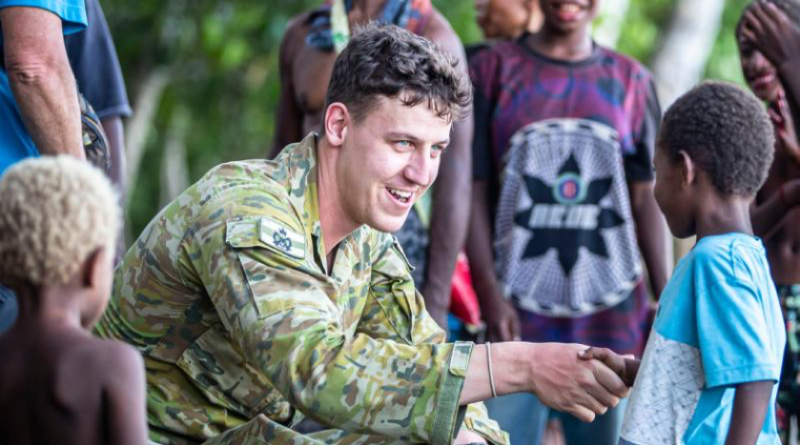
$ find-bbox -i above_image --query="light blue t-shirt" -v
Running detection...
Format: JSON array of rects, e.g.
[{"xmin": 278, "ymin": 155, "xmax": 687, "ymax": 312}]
[
  {"xmin": 0, "ymin": 0, "xmax": 87, "ymax": 177},
  {"xmin": 620, "ymin": 233, "xmax": 785, "ymax": 445}
]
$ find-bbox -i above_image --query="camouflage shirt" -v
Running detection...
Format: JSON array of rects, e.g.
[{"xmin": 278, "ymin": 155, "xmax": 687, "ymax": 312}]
[{"xmin": 96, "ymin": 134, "xmax": 508, "ymax": 445}]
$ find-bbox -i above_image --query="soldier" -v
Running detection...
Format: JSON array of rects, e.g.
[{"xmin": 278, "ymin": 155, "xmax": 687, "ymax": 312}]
[
  {"xmin": 271, "ymin": 0, "xmax": 471, "ymax": 330},
  {"xmin": 97, "ymin": 24, "xmax": 631, "ymax": 445}
]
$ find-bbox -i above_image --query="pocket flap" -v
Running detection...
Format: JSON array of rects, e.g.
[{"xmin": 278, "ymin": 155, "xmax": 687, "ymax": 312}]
[{"xmin": 225, "ymin": 218, "xmax": 306, "ymax": 260}]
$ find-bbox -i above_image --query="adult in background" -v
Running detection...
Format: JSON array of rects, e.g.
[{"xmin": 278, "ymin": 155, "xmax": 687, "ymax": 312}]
[
  {"xmin": 97, "ymin": 24, "xmax": 632, "ymax": 445},
  {"xmin": 0, "ymin": 0, "xmax": 87, "ymax": 334},
  {"xmin": 0, "ymin": 0, "xmax": 132, "ymax": 337},
  {"xmin": 270, "ymin": 0, "xmax": 471, "ymax": 331},
  {"xmin": 468, "ymin": 0, "xmax": 670, "ymax": 443},
  {"xmin": 65, "ymin": 0, "xmax": 132, "ymax": 197},
  {"xmin": 738, "ymin": 0, "xmax": 800, "ymax": 440}
]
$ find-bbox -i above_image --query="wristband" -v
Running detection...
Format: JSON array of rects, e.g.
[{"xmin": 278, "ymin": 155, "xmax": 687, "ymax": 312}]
[{"xmin": 486, "ymin": 342, "xmax": 497, "ymax": 398}]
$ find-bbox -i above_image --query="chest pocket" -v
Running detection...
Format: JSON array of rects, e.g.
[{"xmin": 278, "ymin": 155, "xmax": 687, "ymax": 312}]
[
  {"xmin": 364, "ymin": 238, "xmax": 422, "ymax": 345},
  {"xmin": 225, "ymin": 218, "xmax": 338, "ymax": 319}
]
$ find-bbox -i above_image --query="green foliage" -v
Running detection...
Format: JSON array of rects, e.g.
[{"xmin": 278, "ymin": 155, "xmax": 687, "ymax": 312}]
[
  {"xmin": 705, "ymin": 0, "xmax": 751, "ymax": 85},
  {"xmin": 110, "ymin": 0, "xmax": 751, "ymax": 238},
  {"xmin": 615, "ymin": 0, "xmax": 675, "ymax": 63},
  {"xmin": 105, "ymin": 0, "xmax": 319, "ymax": 234}
]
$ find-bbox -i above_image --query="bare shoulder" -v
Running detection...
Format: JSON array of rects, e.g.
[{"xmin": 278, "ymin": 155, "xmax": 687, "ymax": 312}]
[
  {"xmin": 67, "ymin": 337, "xmax": 144, "ymax": 384},
  {"xmin": 281, "ymin": 11, "xmax": 313, "ymax": 60},
  {"xmin": 95, "ymin": 339, "xmax": 144, "ymax": 377}
]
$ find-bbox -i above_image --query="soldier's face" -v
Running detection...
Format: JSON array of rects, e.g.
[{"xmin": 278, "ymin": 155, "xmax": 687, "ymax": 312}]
[{"xmin": 338, "ymin": 96, "xmax": 451, "ymax": 233}]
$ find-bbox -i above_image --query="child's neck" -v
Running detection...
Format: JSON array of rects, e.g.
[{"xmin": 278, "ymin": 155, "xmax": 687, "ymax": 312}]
[
  {"xmin": 528, "ymin": 24, "xmax": 593, "ymax": 62},
  {"xmin": 14, "ymin": 285, "xmax": 86, "ymax": 333},
  {"xmin": 694, "ymin": 195, "xmax": 753, "ymax": 241}
]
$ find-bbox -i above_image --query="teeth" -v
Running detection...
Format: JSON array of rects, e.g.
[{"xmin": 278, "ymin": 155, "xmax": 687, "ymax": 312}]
[
  {"xmin": 557, "ymin": 3, "xmax": 581, "ymax": 13},
  {"xmin": 388, "ymin": 187, "xmax": 413, "ymax": 202}
]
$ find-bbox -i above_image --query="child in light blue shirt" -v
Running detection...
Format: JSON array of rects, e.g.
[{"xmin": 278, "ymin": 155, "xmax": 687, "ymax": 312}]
[{"xmin": 619, "ymin": 82, "xmax": 785, "ymax": 444}]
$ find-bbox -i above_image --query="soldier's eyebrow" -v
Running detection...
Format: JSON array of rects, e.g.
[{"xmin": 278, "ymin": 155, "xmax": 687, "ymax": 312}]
[{"xmin": 385, "ymin": 132, "xmax": 420, "ymax": 142}]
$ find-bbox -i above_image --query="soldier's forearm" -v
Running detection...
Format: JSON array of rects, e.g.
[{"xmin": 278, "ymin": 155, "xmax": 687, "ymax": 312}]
[{"xmin": 459, "ymin": 342, "xmax": 533, "ymax": 405}]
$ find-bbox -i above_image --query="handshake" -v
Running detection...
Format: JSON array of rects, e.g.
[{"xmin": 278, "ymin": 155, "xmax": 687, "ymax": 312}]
[
  {"xmin": 527, "ymin": 343, "xmax": 640, "ymax": 422},
  {"xmin": 461, "ymin": 342, "xmax": 642, "ymax": 423}
]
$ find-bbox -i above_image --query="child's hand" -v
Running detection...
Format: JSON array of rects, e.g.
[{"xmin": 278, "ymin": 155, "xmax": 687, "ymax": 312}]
[
  {"xmin": 741, "ymin": 1, "xmax": 800, "ymax": 68},
  {"xmin": 768, "ymin": 97, "xmax": 800, "ymax": 165},
  {"xmin": 578, "ymin": 347, "xmax": 640, "ymax": 387}
]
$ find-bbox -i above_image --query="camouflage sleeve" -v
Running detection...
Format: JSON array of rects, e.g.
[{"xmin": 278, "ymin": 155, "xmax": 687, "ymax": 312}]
[
  {"xmin": 187, "ymin": 198, "xmax": 503, "ymax": 444},
  {"xmin": 364, "ymin": 233, "xmax": 508, "ymax": 445}
]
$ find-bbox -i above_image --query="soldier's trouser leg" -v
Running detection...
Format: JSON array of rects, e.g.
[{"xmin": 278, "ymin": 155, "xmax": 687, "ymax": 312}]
[{"xmin": 200, "ymin": 415, "xmax": 411, "ymax": 445}]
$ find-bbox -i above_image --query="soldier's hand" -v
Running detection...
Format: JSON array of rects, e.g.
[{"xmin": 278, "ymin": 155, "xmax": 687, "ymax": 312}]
[
  {"xmin": 578, "ymin": 346, "xmax": 640, "ymax": 387},
  {"xmin": 528, "ymin": 343, "xmax": 629, "ymax": 422}
]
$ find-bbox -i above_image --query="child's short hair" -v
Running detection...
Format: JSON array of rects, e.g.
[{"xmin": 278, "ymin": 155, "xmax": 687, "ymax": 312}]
[
  {"xmin": 658, "ymin": 81, "xmax": 774, "ymax": 197},
  {"xmin": 0, "ymin": 157, "xmax": 120, "ymax": 289}
]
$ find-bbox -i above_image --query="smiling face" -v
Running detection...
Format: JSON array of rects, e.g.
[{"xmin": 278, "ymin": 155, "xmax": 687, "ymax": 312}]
[
  {"xmin": 335, "ymin": 95, "xmax": 452, "ymax": 233},
  {"xmin": 737, "ymin": 31, "xmax": 783, "ymax": 103},
  {"xmin": 539, "ymin": 0, "xmax": 599, "ymax": 34}
]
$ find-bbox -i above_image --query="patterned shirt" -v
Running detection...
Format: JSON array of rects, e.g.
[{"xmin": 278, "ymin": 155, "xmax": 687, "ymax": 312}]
[
  {"xmin": 96, "ymin": 133, "xmax": 507, "ymax": 445},
  {"xmin": 469, "ymin": 36, "xmax": 659, "ymax": 355}
]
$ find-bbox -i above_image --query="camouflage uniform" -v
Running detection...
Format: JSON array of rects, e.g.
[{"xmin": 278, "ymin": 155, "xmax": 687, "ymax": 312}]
[{"xmin": 96, "ymin": 134, "xmax": 508, "ymax": 445}]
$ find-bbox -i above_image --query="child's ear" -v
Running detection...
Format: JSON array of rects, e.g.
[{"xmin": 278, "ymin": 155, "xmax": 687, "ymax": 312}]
[
  {"xmin": 677, "ymin": 150, "xmax": 696, "ymax": 188},
  {"xmin": 81, "ymin": 247, "xmax": 107, "ymax": 289}
]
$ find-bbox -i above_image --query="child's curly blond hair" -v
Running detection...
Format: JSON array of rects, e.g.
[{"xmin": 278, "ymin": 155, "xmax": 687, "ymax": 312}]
[{"xmin": 0, "ymin": 156, "xmax": 120, "ymax": 289}]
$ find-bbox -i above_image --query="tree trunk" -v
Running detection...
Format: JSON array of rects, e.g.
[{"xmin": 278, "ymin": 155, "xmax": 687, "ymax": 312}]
[
  {"xmin": 159, "ymin": 107, "xmax": 190, "ymax": 206},
  {"xmin": 650, "ymin": 0, "xmax": 726, "ymax": 261},
  {"xmin": 651, "ymin": 0, "xmax": 726, "ymax": 108},
  {"xmin": 124, "ymin": 68, "xmax": 170, "ymax": 206},
  {"xmin": 594, "ymin": 0, "xmax": 631, "ymax": 49}
]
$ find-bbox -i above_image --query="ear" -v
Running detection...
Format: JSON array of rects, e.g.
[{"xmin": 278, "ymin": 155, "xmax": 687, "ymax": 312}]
[
  {"xmin": 81, "ymin": 247, "xmax": 108, "ymax": 289},
  {"xmin": 323, "ymin": 102, "xmax": 350, "ymax": 147},
  {"xmin": 677, "ymin": 150, "xmax": 696, "ymax": 188}
]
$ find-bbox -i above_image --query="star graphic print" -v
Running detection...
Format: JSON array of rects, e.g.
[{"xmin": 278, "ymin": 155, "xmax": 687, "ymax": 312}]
[
  {"xmin": 493, "ymin": 118, "xmax": 642, "ymax": 317},
  {"xmin": 514, "ymin": 154, "xmax": 624, "ymax": 274}
]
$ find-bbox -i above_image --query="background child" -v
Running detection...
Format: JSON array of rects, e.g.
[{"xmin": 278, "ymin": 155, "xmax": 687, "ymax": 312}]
[
  {"xmin": 620, "ymin": 82, "xmax": 784, "ymax": 445},
  {"xmin": 0, "ymin": 157, "xmax": 147, "ymax": 445},
  {"xmin": 737, "ymin": 0, "xmax": 800, "ymax": 438},
  {"xmin": 468, "ymin": 0, "xmax": 669, "ymax": 442}
]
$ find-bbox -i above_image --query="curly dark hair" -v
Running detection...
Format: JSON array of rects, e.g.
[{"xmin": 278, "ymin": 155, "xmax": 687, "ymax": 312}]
[
  {"xmin": 325, "ymin": 22, "xmax": 472, "ymax": 123},
  {"xmin": 658, "ymin": 81, "xmax": 774, "ymax": 197},
  {"xmin": 737, "ymin": 0, "xmax": 800, "ymax": 38}
]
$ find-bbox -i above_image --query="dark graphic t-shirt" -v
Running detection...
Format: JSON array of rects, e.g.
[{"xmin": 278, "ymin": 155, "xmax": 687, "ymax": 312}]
[{"xmin": 470, "ymin": 35, "xmax": 660, "ymax": 354}]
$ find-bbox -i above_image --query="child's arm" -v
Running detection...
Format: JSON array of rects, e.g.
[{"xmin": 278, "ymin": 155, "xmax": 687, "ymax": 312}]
[
  {"xmin": 725, "ymin": 381, "xmax": 775, "ymax": 445},
  {"xmin": 104, "ymin": 343, "xmax": 148, "ymax": 445},
  {"xmin": 750, "ymin": 179, "xmax": 800, "ymax": 239}
]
